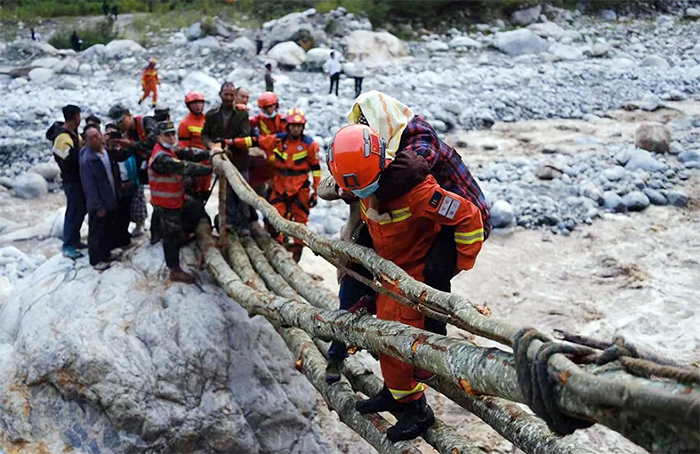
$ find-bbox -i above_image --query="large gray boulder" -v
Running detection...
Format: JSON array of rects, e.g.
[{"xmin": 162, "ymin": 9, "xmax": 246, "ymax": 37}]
[
  {"xmin": 103, "ymin": 40, "xmax": 145, "ymax": 59},
  {"xmin": 493, "ymin": 29, "xmax": 549, "ymax": 56},
  {"xmin": 228, "ymin": 36, "xmax": 256, "ymax": 56},
  {"xmin": 343, "ymin": 30, "xmax": 408, "ymax": 66},
  {"xmin": 0, "ymin": 247, "xmax": 330, "ymax": 453},
  {"xmin": 304, "ymin": 48, "xmax": 334, "ymax": 71},
  {"xmin": 635, "ymin": 123, "xmax": 671, "ymax": 153},
  {"xmin": 264, "ymin": 9, "xmax": 317, "ymax": 48},
  {"xmin": 13, "ymin": 172, "xmax": 48, "ymax": 199},
  {"xmin": 28, "ymin": 67, "xmax": 54, "ymax": 83},
  {"xmin": 267, "ymin": 41, "xmax": 307, "ymax": 68},
  {"xmin": 625, "ymin": 148, "xmax": 667, "ymax": 173},
  {"xmin": 181, "ymin": 71, "xmax": 221, "ymax": 103},
  {"xmin": 511, "ymin": 5, "xmax": 542, "ymax": 26}
]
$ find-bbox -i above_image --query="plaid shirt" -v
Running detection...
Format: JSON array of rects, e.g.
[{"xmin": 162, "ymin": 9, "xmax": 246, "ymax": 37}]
[{"xmin": 398, "ymin": 116, "xmax": 491, "ymax": 238}]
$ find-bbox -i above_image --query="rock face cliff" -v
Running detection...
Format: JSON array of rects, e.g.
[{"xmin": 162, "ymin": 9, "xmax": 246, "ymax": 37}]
[{"xmin": 0, "ymin": 244, "xmax": 330, "ymax": 453}]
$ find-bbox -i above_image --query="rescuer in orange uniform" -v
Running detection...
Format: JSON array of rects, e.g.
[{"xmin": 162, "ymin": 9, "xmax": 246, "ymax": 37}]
[
  {"xmin": 231, "ymin": 108, "xmax": 321, "ymax": 261},
  {"xmin": 178, "ymin": 91, "xmax": 211, "ymax": 203},
  {"xmin": 248, "ymin": 91, "xmax": 286, "ymax": 196},
  {"xmin": 139, "ymin": 57, "xmax": 160, "ymax": 107},
  {"xmin": 327, "ymin": 124, "xmax": 485, "ymax": 442}
]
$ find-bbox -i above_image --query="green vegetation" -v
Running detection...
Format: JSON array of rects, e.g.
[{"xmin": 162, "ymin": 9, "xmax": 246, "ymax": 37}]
[
  {"xmin": 0, "ymin": 0, "xmax": 678, "ymax": 35},
  {"xmin": 49, "ymin": 18, "xmax": 118, "ymax": 49}
]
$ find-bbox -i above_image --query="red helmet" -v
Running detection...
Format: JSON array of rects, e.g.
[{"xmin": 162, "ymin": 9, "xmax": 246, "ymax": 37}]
[
  {"xmin": 258, "ymin": 91, "xmax": 278, "ymax": 108},
  {"xmin": 185, "ymin": 91, "xmax": 205, "ymax": 104},
  {"xmin": 285, "ymin": 108, "xmax": 306, "ymax": 125},
  {"xmin": 328, "ymin": 124, "xmax": 386, "ymax": 192}
]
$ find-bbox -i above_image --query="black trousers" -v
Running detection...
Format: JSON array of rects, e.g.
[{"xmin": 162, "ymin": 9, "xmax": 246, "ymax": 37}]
[
  {"xmin": 354, "ymin": 77, "xmax": 363, "ymax": 98},
  {"xmin": 157, "ymin": 198, "xmax": 210, "ymax": 269},
  {"xmin": 422, "ymin": 226, "xmax": 456, "ymax": 336},
  {"xmin": 88, "ymin": 209, "xmax": 116, "ymax": 265},
  {"xmin": 113, "ymin": 194, "xmax": 133, "ymax": 249},
  {"xmin": 329, "ymin": 72, "xmax": 340, "ymax": 96}
]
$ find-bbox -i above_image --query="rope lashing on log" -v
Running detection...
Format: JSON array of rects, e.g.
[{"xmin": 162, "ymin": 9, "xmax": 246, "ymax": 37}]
[
  {"xmin": 514, "ymin": 328, "xmax": 595, "ymax": 435},
  {"xmin": 554, "ymin": 330, "xmax": 700, "ymax": 385},
  {"xmin": 207, "ymin": 153, "xmax": 700, "ymax": 453}
]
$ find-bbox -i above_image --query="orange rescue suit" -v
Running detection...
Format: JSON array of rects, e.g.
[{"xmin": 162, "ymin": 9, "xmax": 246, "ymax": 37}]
[
  {"xmin": 233, "ymin": 132, "xmax": 321, "ymax": 231},
  {"xmin": 178, "ymin": 112, "xmax": 210, "ymax": 194},
  {"xmin": 140, "ymin": 67, "xmax": 160, "ymax": 105},
  {"xmin": 360, "ymin": 175, "xmax": 484, "ymax": 403},
  {"xmin": 248, "ymin": 113, "xmax": 286, "ymax": 188}
]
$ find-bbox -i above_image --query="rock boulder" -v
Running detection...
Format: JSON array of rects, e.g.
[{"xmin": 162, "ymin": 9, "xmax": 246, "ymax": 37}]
[{"xmin": 635, "ymin": 123, "xmax": 671, "ymax": 153}]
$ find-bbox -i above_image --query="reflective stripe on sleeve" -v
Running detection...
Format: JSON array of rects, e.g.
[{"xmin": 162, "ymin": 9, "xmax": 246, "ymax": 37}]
[{"xmin": 455, "ymin": 228, "xmax": 484, "ymax": 245}]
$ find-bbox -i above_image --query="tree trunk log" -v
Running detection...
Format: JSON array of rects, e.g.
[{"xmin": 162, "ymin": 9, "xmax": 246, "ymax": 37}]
[
  {"xmin": 210, "ymin": 154, "xmax": 518, "ymax": 345},
  {"xmin": 197, "ymin": 223, "xmax": 700, "ymax": 453},
  {"xmin": 250, "ymin": 223, "xmax": 338, "ymax": 310}
]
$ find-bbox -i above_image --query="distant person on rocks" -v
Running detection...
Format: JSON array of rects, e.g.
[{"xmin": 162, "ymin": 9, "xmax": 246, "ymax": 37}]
[
  {"xmin": 254, "ymin": 30, "xmax": 263, "ymax": 55},
  {"xmin": 79, "ymin": 125, "xmax": 122, "ymax": 271},
  {"xmin": 111, "ymin": 5, "xmax": 119, "ymax": 20},
  {"xmin": 105, "ymin": 122, "xmax": 139, "ymax": 251},
  {"xmin": 327, "ymin": 123, "xmax": 485, "ymax": 442},
  {"xmin": 178, "ymin": 91, "xmax": 211, "ymax": 203},
  {"xmin": 46, "ymin": 104, "xmax": 86, "ymax": 259},
  {"xmin": 201, "ymin": 81, "xmax": 252, "ymax": 233},
  {"xmin": 70, "ymin": 30, "xmax": 83, "ymax": 52},
  {"xmin": 148, "ymin": 121, "xmax": 212, "ymax": 284},
  {"xmin": 107, "ymin": 104, "xmax": 157, "ymax": 240},
  {"xmin": 264, "ymin": 63, "xmax": 275, "ymax": 92},
  {"xmin": 353, "ymin": 53, "xmax": 366, "ymax": 98},
  {"xmin": 30, "ymin": 28, "xmax": 42, "ymax": 42},
  {"xmin": 139, "ymin": 57, "xmax": 160, "ymax": 108},
  {"xmin": 325, "ymin": 51, "xmax": 342, "ymax": 96},
  {"xmin": 102, "ymin": 0, "xmax": 109, "ymax": 16}
]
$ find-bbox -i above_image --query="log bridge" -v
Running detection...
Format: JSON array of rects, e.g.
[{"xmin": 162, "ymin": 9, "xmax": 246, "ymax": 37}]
[{"xmin": 194, "ymin": 153, "xmax": 699, "ymax": 454}]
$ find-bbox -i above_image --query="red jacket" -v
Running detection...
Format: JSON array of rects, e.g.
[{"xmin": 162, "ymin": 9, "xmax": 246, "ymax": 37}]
[
  {"xmin": 148, "ymin": 143, "xmax": 184, "ymax": 209},
  {"xmin": 360, "ymin": 175, "xmax": 484, "ymax": 279},
  {"xmin": 178, "ymin": 112, "xmax": 206, "ymax": 150},
  {"xmin": 141, "ymin": 67, "xmax": 159, "ymax": 88}
]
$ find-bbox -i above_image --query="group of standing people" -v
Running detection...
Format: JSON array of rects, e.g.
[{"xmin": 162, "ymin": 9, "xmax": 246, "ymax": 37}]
[
  {"xmin": 325, "ymin": 51, "xmax": 366, "ymax": 98},
  {"xmin": 49, "ymin": 54, "xmax": 490, "ymax": 442}
]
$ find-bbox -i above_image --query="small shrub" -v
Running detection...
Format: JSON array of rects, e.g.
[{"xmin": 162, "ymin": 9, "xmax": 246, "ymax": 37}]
[
  {"xmin": 49, "ymin": 18, "xmax": 118, "ymax": 50},
  {"xmin": 201, "ymin": 16, "xmax": 217, "ymax": 37}
]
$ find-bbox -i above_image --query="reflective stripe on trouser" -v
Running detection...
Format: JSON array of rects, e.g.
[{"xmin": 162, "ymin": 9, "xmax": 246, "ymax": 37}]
[
  {"xmin": 376, "ymin": 293, "xmax": 426, "ymax": 403},
  {"xmin": 270, "ymin": 187, "xmax": 310, "ymax": 245}
]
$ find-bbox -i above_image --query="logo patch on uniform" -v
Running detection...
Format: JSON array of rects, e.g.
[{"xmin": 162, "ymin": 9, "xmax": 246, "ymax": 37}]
[
  {"xmin": 438, "ymin": 196, "xmax": 460, "ymax": 220},
  {"xmin": 429, "ymin": 191, "xmax": 443, "ymax": 208},
  {"xmin": 298, "ymin": 145, "xmax": 303, "ymax": 151}
]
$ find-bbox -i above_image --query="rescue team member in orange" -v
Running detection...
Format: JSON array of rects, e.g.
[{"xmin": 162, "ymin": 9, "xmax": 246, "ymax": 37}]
[
  {"xmin": 139, "ymin": 57, "xmax": 160, "ymax": 107},
  {"xmin": 327, "ymin": 124, "xmax": 485, "ymax": 442},
  {"xmin": 148, "ymin": 121, "xmax": 212, "ymax": 284},
  {"xmin": 248, "ymin": 91, "xmax": 286, "ymax": 197},
  {"xmin": 178, "ymin": 91, "xmax": 211, "ymax": 203},
  {"xmin": 230, "ymin": 108, "xmax": 321, "ymax": 261}
]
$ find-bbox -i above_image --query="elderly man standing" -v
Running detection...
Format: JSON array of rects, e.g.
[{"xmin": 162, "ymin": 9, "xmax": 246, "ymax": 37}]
[
  {"xmin": 201, "ymin": 81, "xmax": 251, "ymax": 233},
  {"xmin": 79, "ymin": 125, "xmax": 120, "ymax": 270}
]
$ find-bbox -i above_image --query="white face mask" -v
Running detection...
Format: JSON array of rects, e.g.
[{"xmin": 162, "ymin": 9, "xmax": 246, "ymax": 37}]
[
  {"xmin": 263, "ymin": 110, "xmax": 278, "ymax": 119},
  {"xmin": 160, "ymin": 141, "xmax": 175, "ymax": 149}
]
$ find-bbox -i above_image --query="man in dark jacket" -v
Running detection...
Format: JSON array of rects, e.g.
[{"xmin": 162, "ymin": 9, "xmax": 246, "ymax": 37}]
[
  {"xmin": 47, "ymin": 104, "xmax": 86, "ymax": 259},
  {"xmin": 79, "ymin": 125, "xmax": 121, "ymax": 270},
  {"xmin": 201, "ymin": 81, "xmax": 251, "ymax": 233},
  {"xmin": 107, "ymin": 103, "xmax": 157, "ymax": 240},
  {"xmin": 149, "ymin": 121, "xmax": 212, "ymax": 284}
]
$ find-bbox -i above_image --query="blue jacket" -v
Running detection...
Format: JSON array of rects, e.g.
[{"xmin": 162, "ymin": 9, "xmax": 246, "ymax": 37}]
[{"xmin": 79, "ymin": 145, "xmax": 119, "ymax": 213}]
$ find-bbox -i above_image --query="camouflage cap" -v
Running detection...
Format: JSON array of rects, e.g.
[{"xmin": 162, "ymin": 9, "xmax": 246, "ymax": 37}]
[{"xmin": 157, "ymin": 120, "xmax": 176, "ymax": 134}]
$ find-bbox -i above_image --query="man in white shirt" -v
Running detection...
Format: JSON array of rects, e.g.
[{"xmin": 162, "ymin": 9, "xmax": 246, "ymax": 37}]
[{"xmin": 325, "ymin": 51, "xmax": 342, "ymax": 96}]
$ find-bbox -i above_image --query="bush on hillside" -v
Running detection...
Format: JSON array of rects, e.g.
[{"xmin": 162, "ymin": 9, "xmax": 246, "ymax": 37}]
[{"xmin": 49, "ymin": 18, "xmax": 119, "ymax": 50}]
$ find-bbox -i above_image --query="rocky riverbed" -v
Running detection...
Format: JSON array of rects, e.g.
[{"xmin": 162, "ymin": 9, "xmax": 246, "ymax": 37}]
[{"xmin": 1, "ymin": 3, "xmax": 699, "ymax": 453}]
